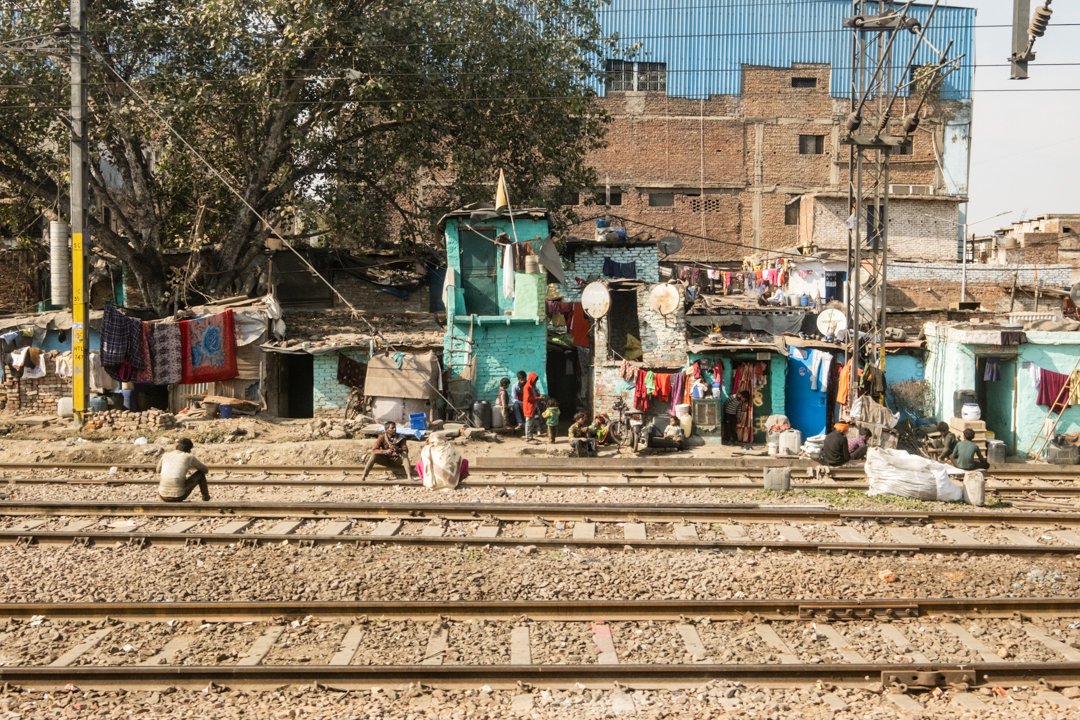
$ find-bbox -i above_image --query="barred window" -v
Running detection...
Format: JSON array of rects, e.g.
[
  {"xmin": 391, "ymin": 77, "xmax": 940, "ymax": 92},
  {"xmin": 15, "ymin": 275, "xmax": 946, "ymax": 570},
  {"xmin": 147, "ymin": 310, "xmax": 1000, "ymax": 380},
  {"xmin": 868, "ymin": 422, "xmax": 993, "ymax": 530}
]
[
  {"xmin": 689, "ymin": 197, "xmax": 725, "ymax": 213},
  {"xmin": 604, "ymin": 60, "xmax": 667, "ymax": 93}
]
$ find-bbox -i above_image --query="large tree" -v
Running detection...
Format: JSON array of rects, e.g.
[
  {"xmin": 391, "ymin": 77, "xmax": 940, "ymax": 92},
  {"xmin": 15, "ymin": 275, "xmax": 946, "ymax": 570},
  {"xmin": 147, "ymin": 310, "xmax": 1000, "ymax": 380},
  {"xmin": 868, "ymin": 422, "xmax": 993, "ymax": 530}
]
[{"xmin": 0, "ymin": 0, "xmax": 608, "ymax": 313}]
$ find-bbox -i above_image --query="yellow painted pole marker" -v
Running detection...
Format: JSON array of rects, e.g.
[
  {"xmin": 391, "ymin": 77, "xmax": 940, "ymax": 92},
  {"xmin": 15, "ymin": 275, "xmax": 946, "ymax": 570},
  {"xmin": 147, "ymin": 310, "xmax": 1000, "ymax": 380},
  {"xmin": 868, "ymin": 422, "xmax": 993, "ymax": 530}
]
[{"xmin": 71, "ymin": 231, "xmax": 88, "ymax": 422}]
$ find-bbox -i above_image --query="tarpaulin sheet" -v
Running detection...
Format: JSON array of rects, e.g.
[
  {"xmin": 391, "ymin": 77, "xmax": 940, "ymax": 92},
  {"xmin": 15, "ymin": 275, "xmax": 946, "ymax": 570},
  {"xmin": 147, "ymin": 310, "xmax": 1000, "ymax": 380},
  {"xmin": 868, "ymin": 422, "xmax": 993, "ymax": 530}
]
[{"xmin": 364, "ymin": 351, "xmax": 440, "ymax": 400}]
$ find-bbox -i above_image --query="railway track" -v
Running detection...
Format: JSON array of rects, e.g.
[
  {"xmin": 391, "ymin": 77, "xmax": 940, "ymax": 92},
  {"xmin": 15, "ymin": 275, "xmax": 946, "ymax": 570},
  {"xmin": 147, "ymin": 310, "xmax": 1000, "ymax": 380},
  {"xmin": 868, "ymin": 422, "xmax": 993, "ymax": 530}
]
[
  {"xmin": 2, "ymin": 599, "xmax": 1079, "ymax": 690},
  {"xmin": 4, "ymin": 500, "xmax": 1080, "ymax": 554}
]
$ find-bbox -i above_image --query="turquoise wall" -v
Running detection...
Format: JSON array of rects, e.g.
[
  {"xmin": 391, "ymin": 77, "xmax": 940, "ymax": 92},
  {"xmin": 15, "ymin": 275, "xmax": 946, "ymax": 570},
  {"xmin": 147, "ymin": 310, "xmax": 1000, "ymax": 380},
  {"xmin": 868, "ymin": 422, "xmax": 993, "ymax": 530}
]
[{"xmin": 313, "ymin": 350, "xmax": 367, "ymax": 411}]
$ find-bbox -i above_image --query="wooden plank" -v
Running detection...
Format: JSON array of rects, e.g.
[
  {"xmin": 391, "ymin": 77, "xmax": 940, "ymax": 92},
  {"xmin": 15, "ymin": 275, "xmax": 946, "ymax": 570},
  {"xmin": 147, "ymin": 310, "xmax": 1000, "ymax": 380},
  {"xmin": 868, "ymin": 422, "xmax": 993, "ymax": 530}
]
[
  {"xmin": 997, "ymin": 529, "xmax": 1040, "ymax": 547},
  {"xmin": 49, "ymin": 627, "xmax": 113, "ymax": 667},
  {"xmin": 371, "ymin": 520, "xmax": 402, "ymax": 537},
  {"xmin": 473, "ymin": 524, "xmax": 500, "ymax": 539},
  {"xmin": 421, "ymin": 522, "xmax": 446, "ymax": 537},
  {"xmin": 265, "ymin": 520, "xmax": 303, "ymax": 536},
  {"xmin": 950, "ymin": 693, "xmax": 988, "ymax": 711},
  {"xmin": 1024, "ymin": 625, "xmax": 1080, "ymax": 661},
  {"xmin": 887, "ymin": 527, "xmax": 923, "ymax": 545},
  {"xmin": 236, "ymin": 626, "xmax": 285, "ymax": 666},
  {"xmin": 813, "ymin": 623, "xmax": 868, "ymax": 663},
  {"xmin": 510, "ymin": 626, "xmax": 532, "ymax": 665},
  {"xmin": 212, "ymin": 519, "xmax": 255, "ymax": 535},
  {"xmin": 833, "ymin": 526, "xmax": 870, "ymax": 544},
  {"xmin": 676, "ymin": 623, "xmax": 710, "ymax": 662},
  {"xmin": 329, "ymin": 625, "xmax": 365, "ymax": 666},
  {"xmin": 422, "ymin": 624, "xmax": 448, "ymax": 666},
  {"xmin": 139, "ymin": 636, "xmax": 193, "ymax": 666},
  {"xmin": 1036, "ymin": 690, "xmax": 1079, "ymax": 709},
  {"xmin": 720, "ymin": 524, "xmax": 750, "ymax": 542},
  {"xmin": 161, "ymin": 520, "xmax": 201, "ymax": 534},
  {"xmin": 321, "ymin": 520, "xmax": 352, "ymax": 536},
  {"xmin": 887, "ymin": 693, "xmax": 926, "ymax": 715},
  {"xmin": 621, "ymin": 523, "xmax": 647, "ymax": 541},
  {"xmin": 877, "ymin": 625, "xmax": 930, "ymax": 664},
  {"xmin": 592, "ymin": 622, "xmax": 619, "ymax": 664},
  {"xmin": 754, "ymin": 624, "xmax": 800, "ymax": 664},
  {"xmin": 572, "ymin": 523, "xmax": 595, "ymax": 540},
  {"xmin": 942, "ymin": 622, "xmax": 1000, "ymax": 662},
  {"xmin": 774, "ymin": 525, "xmax": 806, "ymax": 543},
  {"xmin": 673, "ymin": 523, "xmax": 699, "ymax": 541},
  {"xmin": 938, "ymin": 528, "xmax": 980, "ymax": 546}
]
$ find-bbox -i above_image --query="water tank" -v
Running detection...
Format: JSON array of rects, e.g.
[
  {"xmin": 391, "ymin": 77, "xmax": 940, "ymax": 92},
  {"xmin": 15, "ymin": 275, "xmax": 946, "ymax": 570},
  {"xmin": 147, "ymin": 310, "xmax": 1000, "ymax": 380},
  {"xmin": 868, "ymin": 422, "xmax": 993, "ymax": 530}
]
[
  {"xmin": 953, "ymin": 390, "xmax": 977, "ymax": 418},
  {"xmin": 49, "ymin": 220, "xmax": 70, "ymax": 306},
  {"xmin": 472, "ymin": 400, "xmax": 493, "ymax": 430},
  {"xmin": 961, "ymin": 403, "xmax": 982, "ymax": 421}
]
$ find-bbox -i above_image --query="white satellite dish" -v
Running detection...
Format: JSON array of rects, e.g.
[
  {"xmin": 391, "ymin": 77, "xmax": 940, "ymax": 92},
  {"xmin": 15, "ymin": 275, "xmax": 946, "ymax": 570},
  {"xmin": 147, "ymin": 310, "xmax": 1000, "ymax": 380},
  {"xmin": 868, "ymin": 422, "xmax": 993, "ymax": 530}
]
[
  {"xmin": 581, "ymin": 281, "xmax": 611, "ymax": 319},
  {"xmin": 648, "ymin": 283, "xmax": 682, "ymax": 316},
  {"xmin": 816, "ymin": 308, "xmax": 848, "ymax": 336},
  {"xmin": 1070, "ymin": 282, "xmax": 1080, "ymax": 305}
]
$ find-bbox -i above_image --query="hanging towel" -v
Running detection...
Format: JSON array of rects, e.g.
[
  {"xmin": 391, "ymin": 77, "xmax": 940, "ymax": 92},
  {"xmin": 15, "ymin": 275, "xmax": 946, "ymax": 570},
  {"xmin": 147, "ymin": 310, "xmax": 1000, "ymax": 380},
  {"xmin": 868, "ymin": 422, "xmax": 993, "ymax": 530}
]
[
  {"xmin": 570, "ymin": 303, "xmax": 590, "ymax": 348},
  {"xmin": 179, "ymin": 310, "xmax": 238, "ymax": 384},
  {"xmin": 669, "ymin": 372, "xmax": 685, "ymax": 416},
  {"xmin": 502, "ymin": 244, "xmax": 516, "ymax": 299},
  {"xmin": 602, "ymin": 258, "xmax": 637, "ymax": 279},
  {"xmin": 1038, "ymin": 368, "xmax": 1071, "ymax": 414},
  {"xmin": 633, "ymin": 370, "xmax": 649, "ymax": 411},
  {"xmin": 654, "ymin": 372, "xmax": 671, "ymax": 401},
  {"xmin": 983, "ymin": 357, "xmax": 1001, "ymax": 382}
]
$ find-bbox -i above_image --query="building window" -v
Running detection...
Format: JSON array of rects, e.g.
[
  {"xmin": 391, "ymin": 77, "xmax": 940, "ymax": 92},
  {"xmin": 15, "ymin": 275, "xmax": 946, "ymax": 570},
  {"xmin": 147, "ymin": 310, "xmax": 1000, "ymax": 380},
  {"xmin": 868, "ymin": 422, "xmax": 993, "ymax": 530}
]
[
  {"xmin": 798, "ymin": 135, "xmax": 825, "ymax": 155},
  {"xmin": 791, "ymin": 77, "xmax": 817, "ymax": 88},
  {"xmin": 785, "ymin": 200, "xmax": 800, "ymax": 226},
  {"xmin": 648, "ymin": 192, "xmax": 675, "ymax": 207},
  {"xmin": 689, "ymin": 196, "xmax": 725, "ymax": 213},
  {"xmin": 595, "ymin": 188, "xmax": 622, "ymax": 206},
  {"xmin": 896, "ymin": 139, "xmax": 913, "ymax": 155},
  {"xmin": 604, "ymin": 60, "xmax": 667, "ymax": 93},
  {"xmin": 556, "ymin": 189, "xmax": 580, "ymax": 206}
]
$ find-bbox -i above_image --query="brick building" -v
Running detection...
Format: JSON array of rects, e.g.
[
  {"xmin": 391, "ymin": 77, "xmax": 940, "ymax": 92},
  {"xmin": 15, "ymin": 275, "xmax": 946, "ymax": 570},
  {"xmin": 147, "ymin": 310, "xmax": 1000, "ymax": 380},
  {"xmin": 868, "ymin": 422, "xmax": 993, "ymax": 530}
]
[{"xmin": 568, "ymin": 0, "xmax": 974, "ymax": 263}]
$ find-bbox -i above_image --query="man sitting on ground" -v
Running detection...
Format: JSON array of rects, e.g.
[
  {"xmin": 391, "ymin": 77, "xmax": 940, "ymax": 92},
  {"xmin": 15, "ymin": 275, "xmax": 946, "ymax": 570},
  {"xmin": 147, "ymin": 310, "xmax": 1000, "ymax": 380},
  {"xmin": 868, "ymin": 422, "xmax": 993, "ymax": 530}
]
[
  {"xmin": 157, "ymin": 438, "xmax": 211, "ymax": 502},
  {"xmin": 935, "ymin": 421, "xmax": 959, "ymax": 462},
  {"xmin": 950, "ymin": 428, "xmax": 989, "ymax": 470},
  {"xmin": 360, "ymin": 421, "xmax": 414, "ymax": 481},
  {"xmin": 821, "ymin": 422, "xmax": 851, "ymax": 467}
]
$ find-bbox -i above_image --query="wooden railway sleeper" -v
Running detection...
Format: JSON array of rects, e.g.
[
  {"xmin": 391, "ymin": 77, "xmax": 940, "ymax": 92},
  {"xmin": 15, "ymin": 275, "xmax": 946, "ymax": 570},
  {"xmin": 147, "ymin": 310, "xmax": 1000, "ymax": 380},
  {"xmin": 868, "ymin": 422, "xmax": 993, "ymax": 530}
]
[{"xmin": 882, "ymin": 669, "xmax": 976, "ymax": 691}]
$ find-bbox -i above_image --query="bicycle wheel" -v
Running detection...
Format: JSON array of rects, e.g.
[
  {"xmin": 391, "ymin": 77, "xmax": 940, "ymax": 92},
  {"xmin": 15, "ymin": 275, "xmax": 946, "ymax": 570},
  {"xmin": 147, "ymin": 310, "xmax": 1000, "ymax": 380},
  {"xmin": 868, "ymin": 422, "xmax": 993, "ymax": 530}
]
[
  {"xmin": 629, "ymin": 426, "xmax": 639, "ymax": 453},
  {"xmin": 608, "ymin": 420, "xmax": 626, "ymax": 447}
]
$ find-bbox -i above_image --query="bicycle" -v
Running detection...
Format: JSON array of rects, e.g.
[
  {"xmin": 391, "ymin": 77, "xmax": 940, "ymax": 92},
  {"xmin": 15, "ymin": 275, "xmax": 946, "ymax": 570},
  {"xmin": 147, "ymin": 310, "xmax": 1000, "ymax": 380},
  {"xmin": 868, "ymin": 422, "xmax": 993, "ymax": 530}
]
[
  {"xmin": 607, "ymin": 398, "xmax": 645, "ymax": 452},
  {"xmin": 344, "ymin": 387, "xmax": 365, "ymax": 421}
]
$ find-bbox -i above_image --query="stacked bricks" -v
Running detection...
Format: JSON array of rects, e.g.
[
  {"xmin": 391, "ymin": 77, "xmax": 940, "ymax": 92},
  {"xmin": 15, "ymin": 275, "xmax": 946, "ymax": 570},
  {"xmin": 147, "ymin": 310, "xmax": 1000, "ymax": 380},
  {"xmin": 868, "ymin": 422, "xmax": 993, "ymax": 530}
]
[
  {"xmin": 82, "ymin": 408, "xmax": 176, "ymax": 433},
  {"xmin": 0, "ymin": 353, "xmax": 70, "ymax": 415}
]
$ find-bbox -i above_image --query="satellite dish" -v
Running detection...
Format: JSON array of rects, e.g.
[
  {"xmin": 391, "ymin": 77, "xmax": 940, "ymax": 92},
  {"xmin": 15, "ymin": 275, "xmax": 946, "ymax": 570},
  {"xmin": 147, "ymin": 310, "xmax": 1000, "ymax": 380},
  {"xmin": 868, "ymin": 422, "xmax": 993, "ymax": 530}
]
[
  {"xmin": 1070, "ymin": 282, "xmax": 1080, "ymax": 305},
  {"xmin": 648, "ymin": 283, "xmax": 682, "ymax": 316},
  {"xmin": 581, "ymin": 281, "xmax": 611, "ymax": 319},
  {"xmin": 816, "ymin": 308, "xmax": 848, "ymax": 336},
  {"xmin": 657, "ymin": 235, "xmax": 683, "ymax": 257}
]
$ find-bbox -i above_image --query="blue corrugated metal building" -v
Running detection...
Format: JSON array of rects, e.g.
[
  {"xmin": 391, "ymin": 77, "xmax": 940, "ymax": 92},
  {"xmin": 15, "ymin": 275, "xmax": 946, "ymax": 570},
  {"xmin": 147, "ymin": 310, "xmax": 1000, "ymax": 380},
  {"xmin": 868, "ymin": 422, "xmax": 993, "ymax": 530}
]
[{"xmin": 595, "ymin": 0, "xmax": 974, "ymax": 101}]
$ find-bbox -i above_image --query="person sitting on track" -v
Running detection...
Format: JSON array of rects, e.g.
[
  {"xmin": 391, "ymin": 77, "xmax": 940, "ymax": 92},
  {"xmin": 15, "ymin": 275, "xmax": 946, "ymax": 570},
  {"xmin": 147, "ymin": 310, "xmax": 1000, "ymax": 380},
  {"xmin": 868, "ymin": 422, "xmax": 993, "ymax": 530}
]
[
  {"xmin": 360, "ymin": 421, "xmax": 414, "ymax": 482},
  {"xmin": 157, "ymin": 438, "xmax": 211, "ymax": 502}
]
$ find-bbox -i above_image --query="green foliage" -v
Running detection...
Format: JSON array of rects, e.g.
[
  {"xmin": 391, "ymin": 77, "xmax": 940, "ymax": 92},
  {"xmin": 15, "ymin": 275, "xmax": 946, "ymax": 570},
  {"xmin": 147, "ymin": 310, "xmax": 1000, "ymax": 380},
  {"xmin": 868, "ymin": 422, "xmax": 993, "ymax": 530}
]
[{"xmin": 0, "ymin": 1, "xmax": 608, "ymax": 311}]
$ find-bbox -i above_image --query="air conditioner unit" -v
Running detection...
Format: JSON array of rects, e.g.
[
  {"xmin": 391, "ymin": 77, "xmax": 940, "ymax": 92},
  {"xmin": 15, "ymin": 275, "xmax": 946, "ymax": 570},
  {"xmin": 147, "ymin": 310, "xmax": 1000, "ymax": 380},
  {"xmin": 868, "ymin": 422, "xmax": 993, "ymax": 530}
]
[{"xmin": 888, "ymin": 184, "xmax": 934, "ymax": 196}]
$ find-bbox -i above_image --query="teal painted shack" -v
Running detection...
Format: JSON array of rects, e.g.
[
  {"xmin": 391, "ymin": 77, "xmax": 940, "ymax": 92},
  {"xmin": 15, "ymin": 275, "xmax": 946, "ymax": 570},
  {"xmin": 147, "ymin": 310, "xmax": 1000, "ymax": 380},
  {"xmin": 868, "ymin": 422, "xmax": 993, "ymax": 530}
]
[
  {"xmin": 441, "ymin": 208, "xmax": 551, "ymax": 414},
  {"xmin": 925, "ymin": 322, "xmax": 1080, "ymax": 457}
]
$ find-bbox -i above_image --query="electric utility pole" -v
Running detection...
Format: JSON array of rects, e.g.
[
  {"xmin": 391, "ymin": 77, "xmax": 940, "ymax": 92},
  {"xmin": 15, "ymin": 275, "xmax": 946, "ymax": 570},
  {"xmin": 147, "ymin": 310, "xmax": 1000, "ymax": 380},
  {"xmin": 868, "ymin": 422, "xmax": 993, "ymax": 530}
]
[
  {"xmin": 69, "ymin": 0, "xmax": 89, "ymax": 422},
  {"xmin": 1011, "ymin": 1, "xmax": 1054, "ymax": 79}
]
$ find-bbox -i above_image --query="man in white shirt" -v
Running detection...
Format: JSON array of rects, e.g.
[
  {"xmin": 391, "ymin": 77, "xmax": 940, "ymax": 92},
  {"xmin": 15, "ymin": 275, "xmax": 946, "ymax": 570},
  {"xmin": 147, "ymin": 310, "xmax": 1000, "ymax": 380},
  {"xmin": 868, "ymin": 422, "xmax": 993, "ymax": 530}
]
[{"xmin": 157, "ymin": 438, "xmax": 211, "ymax": 501}]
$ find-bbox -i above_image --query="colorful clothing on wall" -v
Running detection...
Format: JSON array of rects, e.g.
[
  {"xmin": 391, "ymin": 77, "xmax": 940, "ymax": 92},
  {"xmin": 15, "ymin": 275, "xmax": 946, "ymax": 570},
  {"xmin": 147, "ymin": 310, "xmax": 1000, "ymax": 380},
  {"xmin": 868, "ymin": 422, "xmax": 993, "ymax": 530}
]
[{"xmin": 179, "ymin": 309, "xmax": 238, "ymax": 384}]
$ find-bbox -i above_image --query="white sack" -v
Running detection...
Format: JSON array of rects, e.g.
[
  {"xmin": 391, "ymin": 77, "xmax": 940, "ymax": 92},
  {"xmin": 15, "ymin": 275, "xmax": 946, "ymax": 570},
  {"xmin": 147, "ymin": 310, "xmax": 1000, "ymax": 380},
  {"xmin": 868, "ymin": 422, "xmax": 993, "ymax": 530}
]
[{"xmin": 865, "ymin": 447, "xmax": 963, "ymax": 502}]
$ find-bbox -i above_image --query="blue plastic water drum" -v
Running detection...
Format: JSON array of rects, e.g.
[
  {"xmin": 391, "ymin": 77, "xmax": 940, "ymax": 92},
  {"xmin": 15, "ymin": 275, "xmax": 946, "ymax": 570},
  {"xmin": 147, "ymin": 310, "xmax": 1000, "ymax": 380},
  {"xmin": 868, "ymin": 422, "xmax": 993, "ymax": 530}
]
[
  {"xmin": 799, "ymin": 294, "xmax": 810, "ymax": 307},
  {"xmin": 121, "ymin": 389, "xmax": 136, "ymax": 411},
  {"xmin": 89, "ymin": 396, "xmax": 108, "ymax": 413},
  {"xmin": 218, "ymin": 404, "xmax": 233, "ymax": 419},
  {"xmin": 409, "ymin": 412, "xmax": 428, "ymax": 431}
]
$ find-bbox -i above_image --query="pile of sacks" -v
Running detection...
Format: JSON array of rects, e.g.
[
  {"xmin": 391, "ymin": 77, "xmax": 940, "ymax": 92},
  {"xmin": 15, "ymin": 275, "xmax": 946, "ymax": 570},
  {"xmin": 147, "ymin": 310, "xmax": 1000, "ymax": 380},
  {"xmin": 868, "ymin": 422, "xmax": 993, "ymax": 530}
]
[{"xmin": 865, "ymin": 447, "xmax": 984, "ymax": 505}]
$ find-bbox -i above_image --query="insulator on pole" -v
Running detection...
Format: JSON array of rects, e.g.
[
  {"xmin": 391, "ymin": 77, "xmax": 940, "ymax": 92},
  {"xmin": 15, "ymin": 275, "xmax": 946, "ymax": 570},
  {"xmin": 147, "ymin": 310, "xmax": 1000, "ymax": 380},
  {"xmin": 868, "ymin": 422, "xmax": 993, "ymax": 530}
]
[
  {"xmin": 846, "ymin": 112, "xmax": 862, "ymax": 133},
  {"xmin": 1029, "ymin": 4, "xmax": 1052, "ymax": 38},
  {"xmin": 903, "ymin": 114, "xmax": 919, "ymax": 134}
]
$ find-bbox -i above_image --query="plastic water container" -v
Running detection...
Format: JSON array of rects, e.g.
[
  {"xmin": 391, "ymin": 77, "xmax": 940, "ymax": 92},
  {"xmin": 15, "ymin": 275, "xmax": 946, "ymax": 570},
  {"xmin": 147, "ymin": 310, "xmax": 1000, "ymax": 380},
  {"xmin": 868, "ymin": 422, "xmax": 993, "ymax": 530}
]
[
  {"xmin": 674, "ymin": 403, "xmax": 691, "ymax": 416},
  {"xmin": 410, "ymin": 412, "xmax": 428, "ymax": 431},
  {"xmin": 779, "ymin": 429, "xmax": 802, "ymax": 456},
  {"xmin": 799, "ymin": 294, "xmax": 810, "ymax": 307},
  {"xmin": 121, "ymin": 389, "xmax": 136, "ymax": 411},
  {"xmin": 961, "ymin": 403, "xmax": 982, "ymax": 421},
  {"xmin": 89, "ymin": 396, "xmax": 108, "ymax": 413},
  {"xmin": 986, "ymin": 439, "xmax": 1006, "ymax": 465},
  {"xmin": 676, "ymin": 411, "xmax": 693, "ymax": 437},
  {"xmin": 218, "ymin": 404, "xmax": 233, "ymax": 419},
  {"xmin": 492, "ymin": 406, "xmax": 506, "ymax": 429},
  {"xmin": 767, "ymin": 441, "xmax": 779, "ymax": 456},
  {"xmin": 471, "ymin": 401, "xmax": 492, "ymax": 430},
  {"xmin": 57, "ymin": 397, "xmax": 73, "ymax": 418}
]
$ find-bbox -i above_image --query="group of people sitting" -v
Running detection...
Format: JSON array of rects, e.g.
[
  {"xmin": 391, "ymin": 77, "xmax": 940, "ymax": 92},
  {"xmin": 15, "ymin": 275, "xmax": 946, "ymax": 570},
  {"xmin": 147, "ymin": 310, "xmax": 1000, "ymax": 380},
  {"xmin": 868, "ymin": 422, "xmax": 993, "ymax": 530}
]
[
  {"xmin": 820, "ymin": 422, "xmax": 873, "ymax": 466},
  {"xmin": 566, "ymin": 412, "xmax": 688, "ymax": 457},
  {"xmin": 820, "ymin": 420, "xmax": 991, "ymax": 470}
]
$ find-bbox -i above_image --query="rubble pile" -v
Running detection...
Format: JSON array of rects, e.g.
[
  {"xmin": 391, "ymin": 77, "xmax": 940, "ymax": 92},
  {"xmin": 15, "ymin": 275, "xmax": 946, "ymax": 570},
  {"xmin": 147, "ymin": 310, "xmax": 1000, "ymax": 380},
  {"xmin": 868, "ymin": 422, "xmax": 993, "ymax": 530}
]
[{"xmin": 83, "ymin": 408, "xmax": 176, "ymax": 433}]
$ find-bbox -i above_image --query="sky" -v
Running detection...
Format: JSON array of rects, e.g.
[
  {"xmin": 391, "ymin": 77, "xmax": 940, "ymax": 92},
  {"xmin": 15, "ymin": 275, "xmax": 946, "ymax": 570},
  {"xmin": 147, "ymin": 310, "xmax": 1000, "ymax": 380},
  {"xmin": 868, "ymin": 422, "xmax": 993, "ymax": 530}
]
[{"xmin": 958, "ymin": 0, "xmax": 1080, "ymax": 233}]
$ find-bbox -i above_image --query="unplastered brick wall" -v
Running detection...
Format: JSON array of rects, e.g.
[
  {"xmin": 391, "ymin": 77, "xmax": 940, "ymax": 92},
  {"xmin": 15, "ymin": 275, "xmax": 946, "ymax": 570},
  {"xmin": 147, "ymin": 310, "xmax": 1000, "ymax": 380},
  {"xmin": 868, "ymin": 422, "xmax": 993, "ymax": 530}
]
[
  {"xmin": 887, "ymin": 263, "xmax": 1071, "ymax": 286},
  {"xmin": 594, "ymin": 284, "xmax": 687, "ymax": 368},
  {"xmin": 0, "ymin": 248, "xmax": 43, "ymax": 313},
  {"xmin": 811, "ymin": 197, "xmax": 959, "ymax": 261},
  {"xmin": 560, "ymin": 244, "xmax": 660, "ymax": 301},
  {"xmin": 331, "ymin": 275, "xmax": 431, "ymax": 314},
  {"xmin": 0, "ymin": 354, "xmax": 70, "ymax": 415}
]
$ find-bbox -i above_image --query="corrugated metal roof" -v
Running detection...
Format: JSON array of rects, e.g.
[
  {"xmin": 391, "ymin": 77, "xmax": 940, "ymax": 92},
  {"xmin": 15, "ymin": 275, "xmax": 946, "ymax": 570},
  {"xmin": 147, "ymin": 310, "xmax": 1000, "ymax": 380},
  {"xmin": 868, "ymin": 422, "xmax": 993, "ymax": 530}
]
[{"xmin": 595, "ymin": 0, "xmax": 974, "ymax": 100}]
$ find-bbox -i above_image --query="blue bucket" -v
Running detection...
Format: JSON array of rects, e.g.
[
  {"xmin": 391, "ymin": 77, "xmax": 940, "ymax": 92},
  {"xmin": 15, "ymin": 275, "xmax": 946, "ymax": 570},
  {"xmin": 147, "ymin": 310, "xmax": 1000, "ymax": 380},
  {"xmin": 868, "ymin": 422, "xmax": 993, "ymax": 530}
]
[
  {"xmin": 409, "ymin": 412, "xmax": 427, "ymax": 431},
  {"xmin": 218, "ymin": 404, "xmax": 233, "ymax": 419}
]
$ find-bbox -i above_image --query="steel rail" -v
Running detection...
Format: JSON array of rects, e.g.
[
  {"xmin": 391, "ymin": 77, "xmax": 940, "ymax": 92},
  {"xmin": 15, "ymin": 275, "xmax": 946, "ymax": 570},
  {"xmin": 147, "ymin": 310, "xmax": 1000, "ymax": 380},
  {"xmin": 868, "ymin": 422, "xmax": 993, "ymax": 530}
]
[
  {"xmin": 3, "ymin": 597, "xmax": 1078, "ymax": 621},
  {"xmin": 3, "ymin": 499, "xmax": 1080, "ymax": 525},
  {"xmin": 1, "ymin": 459, "xmax": 1077, "ymax": 480},
  {"xmin": 3, "ymin": 529, "xmax": 1078, "ymax": 556},
  {"xmin": 1, "ymin": 662, "xmax": 1079, "ymax": 690}
]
